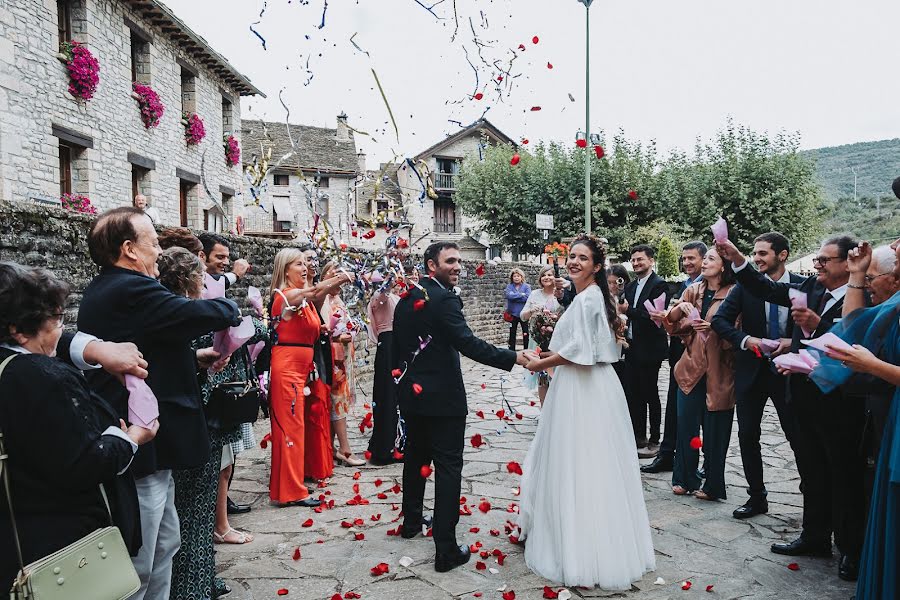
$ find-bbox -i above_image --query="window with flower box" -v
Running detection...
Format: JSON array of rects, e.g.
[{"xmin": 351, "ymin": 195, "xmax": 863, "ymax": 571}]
[{"xmin": 57, "ymin": 0, "xmax": 72, "ymax": 51}]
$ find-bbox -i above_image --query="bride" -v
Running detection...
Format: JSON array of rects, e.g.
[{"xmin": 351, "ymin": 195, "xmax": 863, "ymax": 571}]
[{"xmin": 518, "ymin": 234, "xmax": 655, "ymax": 589}]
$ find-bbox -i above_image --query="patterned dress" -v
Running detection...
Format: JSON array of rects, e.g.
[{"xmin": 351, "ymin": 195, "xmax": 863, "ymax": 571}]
[{"xmin": 170, "ymin": 318, "xmax": 268, "ymax": 600}]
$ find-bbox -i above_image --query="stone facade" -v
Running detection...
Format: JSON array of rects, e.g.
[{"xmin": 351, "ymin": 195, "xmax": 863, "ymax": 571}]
[{"xmin": 0, "ymin": 0, "xmax": 262, "ymax": 231}]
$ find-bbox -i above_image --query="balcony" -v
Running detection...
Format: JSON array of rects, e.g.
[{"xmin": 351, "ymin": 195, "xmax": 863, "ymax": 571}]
[{"xmin": 434, "ymin": 172, "xmax": 457, "ymax": 191}]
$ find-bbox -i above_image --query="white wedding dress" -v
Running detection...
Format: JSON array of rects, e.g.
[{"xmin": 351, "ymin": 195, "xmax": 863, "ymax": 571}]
[{"xmin": 517, "ymin": 284, "xmax": 656, "ymax": 589}]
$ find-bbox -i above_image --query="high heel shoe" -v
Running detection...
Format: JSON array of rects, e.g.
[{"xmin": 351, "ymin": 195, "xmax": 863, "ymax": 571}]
[{"xmin": 334, "ymin": 451, "xmax": 367, "ymax": 467}]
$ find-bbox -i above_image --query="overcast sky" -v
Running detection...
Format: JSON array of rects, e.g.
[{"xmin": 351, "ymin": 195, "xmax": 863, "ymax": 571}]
[{"xmin": 166, "ymin": 0, "xmax": 900, "ymax": 166}]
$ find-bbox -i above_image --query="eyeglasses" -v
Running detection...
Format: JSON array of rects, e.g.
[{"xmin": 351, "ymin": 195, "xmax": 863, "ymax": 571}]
[
  {"xmin": 864, "ymin": 272, "xmax": 894, "ymax": 285},
  {"xmin": 811, "ymin": 255, "xmax": 845, "ymax": 265},
  {"xmin": 51, "ymin": 312, "xmax": 66, "ymax": 328}
]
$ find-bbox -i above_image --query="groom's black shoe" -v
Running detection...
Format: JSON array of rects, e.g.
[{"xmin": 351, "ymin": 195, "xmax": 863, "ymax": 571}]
[
  {"xmin": 641, "ymin": 454, "xmax": 673, "ymax": 473},
  {"xmin": 838, "ymin": 554, "xmax": 859, "ymax": 581},
  {"xmin": 435, "ymin": 544, "xmax": 471, "ymax": 573},
  {"xmin": 732, "ymin": 499, "xmax": 768, "ymax": 519},
  {"xmin": 401, "ymin": 515, "xmax": 433, "ymax": 539},
  {"xmin": 770, "ymin": 537, "xmax": 832, "ymax": 557}
]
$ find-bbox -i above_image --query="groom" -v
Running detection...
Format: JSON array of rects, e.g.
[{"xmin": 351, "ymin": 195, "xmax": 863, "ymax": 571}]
[{"xmin": 393, "ymin": 241, "xmax": 531, "ymax": 572}]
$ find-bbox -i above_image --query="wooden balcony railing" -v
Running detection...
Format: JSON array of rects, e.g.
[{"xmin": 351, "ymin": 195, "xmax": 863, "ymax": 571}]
[{"xmin": 434, "ymin": 172, "xmax": 457, "ymax": 190}]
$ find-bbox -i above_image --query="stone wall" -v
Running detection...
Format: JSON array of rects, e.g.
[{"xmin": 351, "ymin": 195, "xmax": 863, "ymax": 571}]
[
  {"xmin": 0, "ymin": 0, "xmax": 250, "ymax": 228},
  {"xmin": 0, "ymin": 202, "xmax": 544, "ymax": 376}
]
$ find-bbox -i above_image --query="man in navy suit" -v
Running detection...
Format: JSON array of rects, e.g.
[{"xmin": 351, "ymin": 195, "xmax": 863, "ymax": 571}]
[
  {"xmin": 717, "ymin": 234, "xmax": 866, "ymax": 582},
  {"xmin": 711, "ymin": 232, "xmax": 804, "ymax": 519}
]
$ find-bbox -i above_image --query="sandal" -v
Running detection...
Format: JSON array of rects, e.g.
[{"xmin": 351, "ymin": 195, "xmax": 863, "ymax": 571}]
[
  {"xmin": 672, "ymin": 485, "xmax": 693, "ymax": 496},
  {"xmin": 694, "ymin": 490, "xmax": 719, "ymax": 501},
  {"xmin": 213, "ymin": 527, "xmax": 255, "ymax": 545}
]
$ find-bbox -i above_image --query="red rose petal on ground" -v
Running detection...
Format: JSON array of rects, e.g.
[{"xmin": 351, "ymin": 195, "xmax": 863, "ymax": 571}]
[
  {"xmin": 425, "ymin": 527, "xmax": 433, "ymax": 537},
  {"xmin": 506, "ymin": 461, "xmax": 523, "ymax": 475},
  {"xmin": 481, "ymin": 383, "xmax": 487, "ymax": 389},
  {"xmin": 502, "ymin": 591, "xmax": 516, "ymax": 600},
  {"xmin": 344, "ymin": 594, "xmax": 361, "ymax": 600},
  {"xmin": 690, "ymin": 436, "xmax": 703, "ymax": 450},
  {"xmin": 277, "ymin": 590, "xmax": 289, "ymax": 596},
  {"xmin": 374, "ymin": 478, "xmax": 383, "ymax": 487},
  {"xmin": 576, "ymin": 139, "xmax": 587, "ymax": 148},
  {"xmin": 340, "ymin": 521, "xmax": 352, "ymax": 528},
  {"xmin": 292, "ymin": 547, "xmax": 301, "ymax": 560},
  {"xmin": 470, "ymin": 433, "xmax": 484, "ymax": 448},
  {"xmin": 377, "ymin": 492, "xmax": 388, "ymax": 499},
  {"xmin": 370, "ymin": 513, "xmax": 381, "ymax": 521},
  {"xmin": 509, "ymin": 534, "xmax": 519, "ymax": 544},
  {"xmin": 353, "ymin": 471, "xmax": 361, "ymax": 480},
  {"xmin": 420, "ymin": 465, "xmax": 432, "ymax": 478},
  {"xmin": 314, "ymin": 506, "xmax": 323, "ymax": 513},
  {"xmin": 352, "ymin": 483, "xmax": 360, "ymax": 494},
  {"xmin": 489, "ymin": 528, "xmax": 500, "ymax": 536},
  {"xmin": 413, "ymin": 299, "xmax": 426, "ymax": 311},
  {"xmin": 354, "ymin": 533, "xmax": 365, "ymax": 541},
  {"xmin": 354, "ymin": 518, "xmax": 364, "ymax": 526},
  {"xmin": 530, "ymin": 106, "xmax": 541, "ymax": 111},
  {"xmin": 474, "ymin": 93, "xmax": 484, "ymax": 100},
  {"xmin": 386, "ymin": 527, "xmax": 400, "ymax": 536},
  {"xmin": 530, "ymin": 401, "xmax": 536, "ymax": 406},
  {"xmin": 681, "ymin": 581, "xmax": 692, "ymax": 590},
  {"xmin": 475, "ymin": 410, "xmax": 485, "ymax": 419},
  {"xmin": 510, "ymin": 154, "xmax": 521, "ymax": 166},
  {"xmin": 497, "ymin": 553, "xmax": 506, "ymax": 565},
  {"xmin": 370, "ymin": 562, "xmax": 390, "ymax": 576},
  {"xmin": 475, "ymin": 561, "xmax": 487, "ymax": 570},
  {"xmin": 391, "ymin": 484, "xmax": 401, "ymax": 494},
  {"xmin": 302, "ymin": 518, "xmax": 313, "ymax": 527},
  {"xmin": 474, "ymin": 594, "xmax": 483, "ymax": 598},
  {"xmin": 706, "ymin": 584, "xmax": 714, "ymax": 592},
  {"xmin": 480, "ymin": 550, "xmax": 490, "ymax": 558},
  {"xmin": 478, "ymin": 500, "xmax": 491, "ymax": 513},
  {"xmin": 788, "ymin": 562, "xmax": 800, "ymax": 571},
  {"xmin": 331, "ymin": 595, "xmax": 342, "ymax": 600},
  {"xmin": 496, "ymin": 410, "xmax": 505, "ymax": 419},
  {"xmin": 470, "ymin": 527, "xmax": 480, "ymax": 533},
  {"xmin": 412, "ymin": 383, "xmax": 423, "ymax": 395},
  {"xmin": 543, "ymin": 587, "xmax": 559, "ymax": 599},
  {"xmin": 515, "ymin": 413, "xmax": 523, "ymax": 420}
]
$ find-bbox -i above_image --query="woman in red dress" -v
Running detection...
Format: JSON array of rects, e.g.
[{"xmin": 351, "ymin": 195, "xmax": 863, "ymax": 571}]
[{"xmin": 267, "ymin": 249, "xmax": 352, "ymax": 506}]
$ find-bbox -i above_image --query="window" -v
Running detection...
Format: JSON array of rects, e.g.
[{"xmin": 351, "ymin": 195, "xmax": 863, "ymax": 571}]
[
  {"xmin": 180, "ymin": 67, "xmax": 196, "ymax": 114},
  {"xmin": 273, "ymin": 173, "xmax": 289, "ymax": 186},
  {"xmin": 434, "ymin": 158, "xmax": 459, "ymax": 190},
  {"xmin": 375, "ymin": 193, "xmax": 389, "ymax": 215},
  {"xmin": 272, "ymin": 196, "xmax": 293, "ymax": 232},
  {"xmin": 130, "ymin": 31, "xmax": 150, "ymax": 83},
  {"xmin": 204, "ymin": 208, "xmax": 224, "ymax": 233},
  {"xmin": 433, "ymin": 198, "xmax": 457, "ymax": 233},
  {"xmin": 59, "ymin": 143, "xmax": 72, "ymax": 197},
  {"xmin": 179, "ymin": 180, "xmax": 195, "ymax": 227},
  {"xmin": 221, "ymin": 96, "xmax": 233, "ymax": 135},
  {"xmin": 316, "ymin": 194, "xmax": 328, "ymax": 219},
  {"xmin": 131, "ymin": 164, "xmax": 148, "ymax": 200},
  {"xmin": 57, "ymin": 0, "xmax": 72, "ymax": 49},
  {"xmin": 317, "ymin": 176, "xmax": 329, "ymax": 189}
]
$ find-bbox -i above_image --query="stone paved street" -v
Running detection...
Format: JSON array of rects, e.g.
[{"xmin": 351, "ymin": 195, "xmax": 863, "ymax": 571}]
[{"xmin": 219, "ymin": 358, "xmax": 856, "ymax": 600}]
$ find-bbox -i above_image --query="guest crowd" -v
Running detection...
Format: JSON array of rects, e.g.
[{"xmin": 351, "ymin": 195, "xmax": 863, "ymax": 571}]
[{"xmin": 0, "ymin": 188, "xmax": 897, "ymax": 599}]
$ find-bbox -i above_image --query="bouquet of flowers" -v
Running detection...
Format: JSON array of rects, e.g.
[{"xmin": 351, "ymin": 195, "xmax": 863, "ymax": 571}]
[{"xmin": 530, "ymin": 307, "xmax": 560, "ymax": 353}]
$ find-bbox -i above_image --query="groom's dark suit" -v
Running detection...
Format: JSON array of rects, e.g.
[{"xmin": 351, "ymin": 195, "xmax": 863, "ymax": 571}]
[
  {"xmin": 393, "ymin": 276, "xmax": 516, "ymax": 553},
  {"xmin": 733, "ymin": 265, "xmax": 866, "ymax": 559}
]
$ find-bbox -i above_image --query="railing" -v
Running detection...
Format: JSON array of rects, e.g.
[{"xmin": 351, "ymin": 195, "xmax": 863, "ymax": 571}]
[{"xmin": 434, "ymin": 172, "xmax": 457, "ymax": 190}]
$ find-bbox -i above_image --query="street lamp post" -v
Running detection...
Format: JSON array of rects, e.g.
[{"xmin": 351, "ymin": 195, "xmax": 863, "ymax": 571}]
[{"xmin": 578, "ymin": 0, "xmax": 594, "ymax": 233}]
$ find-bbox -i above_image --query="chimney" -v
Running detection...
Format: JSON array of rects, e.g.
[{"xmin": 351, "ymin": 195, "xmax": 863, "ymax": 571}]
[
  {"xmin": 336, "ymin": 112, "xmax": 349, "ymax": 142},
  {"xmin": 356, "ymin": 150, "xmax": 366, "ymax": 175}
]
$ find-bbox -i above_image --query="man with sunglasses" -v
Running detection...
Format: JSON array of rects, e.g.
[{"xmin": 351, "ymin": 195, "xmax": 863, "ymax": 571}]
[{"xmin": 717, "ymin": 235, "xmax": 866, "ymax": 583}]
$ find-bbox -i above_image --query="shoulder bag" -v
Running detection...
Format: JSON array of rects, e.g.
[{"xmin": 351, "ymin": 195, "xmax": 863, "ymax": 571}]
[
  {"xmin": 205, "ymin": 346, "xmax": 263, "ymax": 431},
  {"xmin": 0, "ymin": 354, "xmax": 140, "ymax": 600}
]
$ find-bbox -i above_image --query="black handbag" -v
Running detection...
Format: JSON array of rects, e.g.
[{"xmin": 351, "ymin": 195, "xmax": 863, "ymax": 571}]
[{"xmin": 205, "ymin": 347, "xmax": 263, "ymax": 431}]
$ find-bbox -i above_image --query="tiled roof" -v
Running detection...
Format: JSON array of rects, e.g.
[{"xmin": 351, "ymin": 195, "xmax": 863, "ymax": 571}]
[
  {"xmin": 241, "ymin": 119, "xmax": 358, "ymax": 175},
  {"xmin": 413, "ymin": 118, "xmax": 517, "ymax": 161},
  {"xmin": 356, "ymin": 163, "xmax": 401, "ymax": 213}
]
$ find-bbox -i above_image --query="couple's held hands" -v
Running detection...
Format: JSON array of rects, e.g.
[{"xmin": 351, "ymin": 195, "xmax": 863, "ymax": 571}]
[
  {"xmin": 516, "ymin": 349, "xmax": 539, "ymax": 367},
  {"xmin": 86, "ymin": 341, "xmax": 148, "ymax": 381},
  {"xmin": 119, "ymin": 418, "xmax": 158, "ymax": 446}
]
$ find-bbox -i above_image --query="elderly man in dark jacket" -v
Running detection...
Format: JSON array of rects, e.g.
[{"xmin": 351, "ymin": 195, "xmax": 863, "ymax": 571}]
[{"xmin": 78, "ymin": 207, "xmax": 241, "ymax": 600}]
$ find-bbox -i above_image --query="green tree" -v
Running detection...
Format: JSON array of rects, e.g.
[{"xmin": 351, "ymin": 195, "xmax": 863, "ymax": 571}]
[{"xmin": 656, "ymin": 237, "xmax": 679, "ymax": 278}]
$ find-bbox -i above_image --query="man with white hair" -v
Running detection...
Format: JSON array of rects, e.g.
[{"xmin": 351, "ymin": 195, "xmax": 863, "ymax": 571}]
[
  {"xmin": 134, "ymin": 193, "xmax": 161, "ymax": 224},
  {"xmin": 865, "ymin": 245, "xmax": 900, "ymax": 306}
]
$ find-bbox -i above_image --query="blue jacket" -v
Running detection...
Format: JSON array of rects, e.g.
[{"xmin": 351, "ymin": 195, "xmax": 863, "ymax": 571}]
[{"xmin": 505, "ymin": 283, "xmax": 531, "ymax": 318}]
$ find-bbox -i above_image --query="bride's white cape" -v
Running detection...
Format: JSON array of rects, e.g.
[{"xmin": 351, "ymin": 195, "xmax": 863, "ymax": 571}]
[{"xmin": 517, "ymin": 284, "xmax": 656, "ymax": 589}]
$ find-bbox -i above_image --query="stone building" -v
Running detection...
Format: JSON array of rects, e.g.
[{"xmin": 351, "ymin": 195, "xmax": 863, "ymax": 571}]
[
  {"xmin": 240, "ymin": 115, "xmax": 359, "ymax": 238},
  {"xmin": 0, "ymin": 0, "xmax": 263, "ymax": 230}
]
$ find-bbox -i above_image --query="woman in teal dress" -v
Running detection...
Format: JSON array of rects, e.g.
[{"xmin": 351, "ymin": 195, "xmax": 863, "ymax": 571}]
[{"xmin": 810, "ymin": 240, "xmax": 900, "ymax": 600}]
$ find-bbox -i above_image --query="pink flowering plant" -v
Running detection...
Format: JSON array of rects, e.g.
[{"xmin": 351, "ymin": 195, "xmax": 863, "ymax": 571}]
[
  {"xmin": 224, "ymin": 134, "xmax": 240, "ymax": 167},
  {"xmin": 132, "ymin": 82, "xmax": 164, "ymax": 128},
  {"xmin": 60, "ymin": 41, "xmax": 99, "ymax": 101},
  {"xmin": 60, "ymin": 193, "xmax": 97, "ymax": 215},
  {"xmin": 183, "ymin": 113, "xmax": 206, "ymax": 145}
]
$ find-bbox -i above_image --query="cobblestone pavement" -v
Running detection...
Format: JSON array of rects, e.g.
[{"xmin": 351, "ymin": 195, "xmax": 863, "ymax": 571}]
[{"xmin": 219, "ymin": 359, "xmax": 856, "ymax": 600}]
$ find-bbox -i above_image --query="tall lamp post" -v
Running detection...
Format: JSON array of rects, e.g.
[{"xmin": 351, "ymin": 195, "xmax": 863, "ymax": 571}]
[{"xmin": 577, "ymin": 0, "xmax": 594, "ymax": 233}]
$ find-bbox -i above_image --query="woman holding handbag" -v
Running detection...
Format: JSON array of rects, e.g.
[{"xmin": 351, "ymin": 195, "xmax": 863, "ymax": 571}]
[{"xmin": 0, "ymin": 262, "xmax": 156, "ymax": 593}]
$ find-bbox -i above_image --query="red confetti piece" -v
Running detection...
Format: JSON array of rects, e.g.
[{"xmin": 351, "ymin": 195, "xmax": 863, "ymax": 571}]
[
  {"xmin": 420, "ymin": 465, "xmax": 432, "ymax": 478},
  {"xmin": 496, "ymin": 409, "xmax": 506, "ymax": 420},
  {"xmin": 396, "ymin": 238, "xmax": 409, "ymax": 249},
  {"xmin": 277, "ymin": 590, "xmax": 289, "ymax": 596},
  {"xmin": 386, "ymin": 527, "xmax": 400, "ymax": 536},
  {"xmin": 690, "ymin": 436, "xmax": 703, "ymax": 450},
  {"xmin": 682, "ymin": 581, "xmax": 692, "ymax": 590},
  {"xmin": 518, "ymin": 43, "xmax": 526, "ymax": 51},
  {"xmin": 392, "ymin": 449, "xmax": 404, "ymax": 461},
  {"xmin": 344, "ymin": 594, "xmax": 361, "ymax": 600},
  {"xmin": 292, "ymin": 547, "xmax": 301, "ymax": 560},
  {"xmin": 594, "ymin": 145, "xmax": 604, "ymax": 159},
  {"xmin": 412, "ymin": 383, "xmax": 423, "ymax": 395},
  {"xmin": 506, "ymin": 461, "xmax": 523, "ymax": 475},
  {"xmin": 352, "ymin": 483, "xmax": 360, "ymax": 494},
  {"xmin": 354, "ymin": 518, "xmax": 364, "ymax": 526},
  {"xmin": 706, "ymin": 584, "xmax": 714, "ymax": 592},
  {"xmin": 339, "ymin": 243, "xmax": 347, "ymax": 250},
  {"xmin": 480, "ymin": 550, "xmax": 490, "ymax": 558},
  {"xmin": 576, "ymin": 139, "xmax": 587, "ymax": 148},
  {"xmin": 532, "ymin": 35, "xmax": 539, "ymax": 44},
  {"xmin": 460, "ymin": 496, "xmax": 467, "ymax": 504},
  {"xmin": 340, "ymin": 521, "xmax": 353, "ymax": 528},
  {"xmin": 391, "ymin": 368, "xmax": 402, "ymax": 378},
  {"xmin": 475, "ymin": 263, "xmax": 485, "ymax": 276},
  {"xmin": 260, "ymin": 433, "xmax": 271, "ymax": 449},
  {"xmin": 353, "ymin": 472, "xmax": 361, "ymax": 480},
  {"xmin": 503, "ymin": 591, "xmax": 516, "ymax": 600},
  {"xmin": 627, "ymin": 190, "xmax": 639, "ymax": 201},
  {"xmin": 370, "ymin": 563, "xmax": 390, "ymax": 576},
  {"xmin": 475, "ymin": 561, "xmax": 487, "ymax": 570},
  {"xmin": 363, "ymin": 230, "xmax": 376, "ymax": 239},
  {"xmin": 787, "ymin": 562, "xmax": 800, "ymax": 571},
  {"xmin": 515, "ymin": 413, "xmax": 523, "ymax": 420},
  {"xmin": 460, "ymin": 504, "xmax": 472, "ymax": 516},
  {"xmin": 474, "ymin": 594, "xmax": 483, "ymax": 598},
  {"xmin": 529, "ymin": 106, "xmax": 542, "ymax": 112},
  {"xmin": 302, "ymin": 518, "xmax": 313, "ymax": 528},
  {"xmin": 521, "ymin": 138, "xmax": 529, "ymax": 145},
  {"xmin": 547, "ymin": 62, "xmax": 553, "ymax": 69},
  {"xmin": 413, "ymin": 299, "xmax": 426, "ymax": 311},
  {"xmin": 331, "ymin": 595, "xmax": 342, "ymax": 600},
  {"xmin": 374, "ymin": 478, "xmax": 383, "ymax": 487},
  {"xmin": 377, "ymin": 492, "xmax": 388, "ymax": 500},
  {"xmin": 474, "ymin": 93, "xmax": 484, "ymax": 101},
  {"xmin": 351, "ymin": 230, "xmax": 358, "ymax": 237},
  {"xmin": 481, "ymin": 383, "xmax": 487, "ymax": 390},
  {"xmin": 478, "ymin": 500, "xmax": 491, "ymax": 513},
  {"xmin": 475, "ymin": 410, "xmax": 485, "ymax": 419},
  {"xmin": 530, "ymin": 401, "xmax": 536, "ymax": 406},
  {"xmin": 469, "ymin": 527, "xmax": 480, "ymax": 533},
  {"xmin": 510, "ymin": 154, "xmax": 521, "ymax": 166},
  {"xmin": 391, "ymin": 483, "xmax": 401, "ymax": 494},
  {"xmin": 399, "ymin": 290, "xmax": 410, "ymax": 299},
  {"xmin": 509, "ymin": 534, "xmax": 520, "ymax": 544},
  {"xmin": 489, "ymin": 528, "xmax": 500, "ymax": 536},
  {"xmin": 543, "ymin": 587, "xmax": 559, "ymax": 599},
  {"xmin": 354, "ymin": 532, "xmax": 365, "ymax": 541}
]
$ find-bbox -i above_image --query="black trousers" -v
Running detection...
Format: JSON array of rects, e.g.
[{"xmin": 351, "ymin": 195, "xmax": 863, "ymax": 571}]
[
  {"xmin": 508, "ymin": 317, "xmax": 529, "ymax": 351},
  {"xmin": 401, "ymin": 413, "xmax": 466, "ymax": 554},
  {"xmin": 791, "ymin": 377, "xmax": 866, "ymax": 558},
  {"xmin": 368, "ymin": 332, "xmax": 400, "ymax": 462},
  {"xmin": 659, "ymin": 367, "xmax": 679, "ymax": 458},
  {"xmin": 736, "ymin": 367, "xmax": 795, "ymax": 502},
  {"xmin": 625, "ymin": 359, "xmax": 663, "ymax": 445}
]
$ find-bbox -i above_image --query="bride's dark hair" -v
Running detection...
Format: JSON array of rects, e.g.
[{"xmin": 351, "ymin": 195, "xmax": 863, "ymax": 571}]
[{"xmin": 570, "ymin": 234, "xmax": 625, "ymax": 338}]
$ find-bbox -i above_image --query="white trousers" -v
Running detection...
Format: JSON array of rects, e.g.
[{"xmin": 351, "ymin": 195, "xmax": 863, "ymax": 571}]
[{"xmin": 130, "ymin": 470, "xmax": 181, "ymax": 600}]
